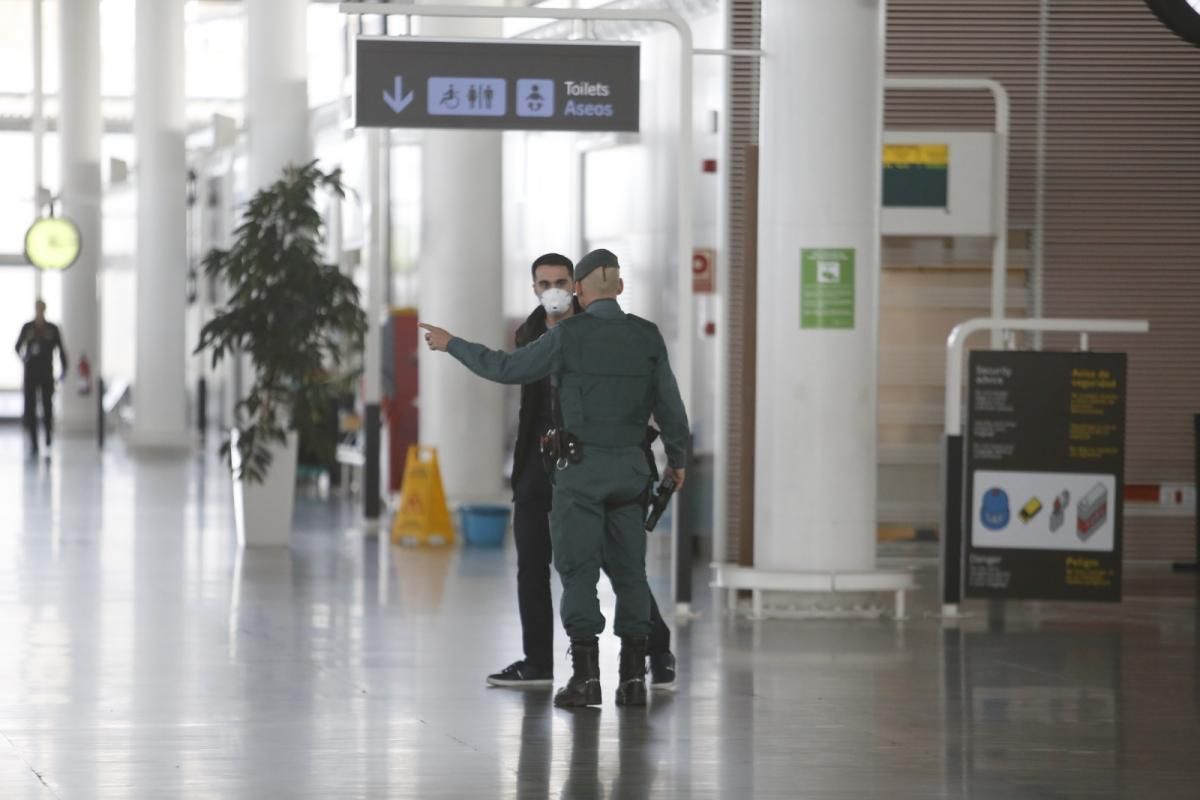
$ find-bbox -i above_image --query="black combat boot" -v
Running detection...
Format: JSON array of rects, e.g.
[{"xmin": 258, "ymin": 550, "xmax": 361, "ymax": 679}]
[
  {"xmin": 554, "ymin": 638, "xmax": 601, "ymax": 708},
  {"xmin": 615, "ymin": 636, "xmax": 648, "ymax": 707}
]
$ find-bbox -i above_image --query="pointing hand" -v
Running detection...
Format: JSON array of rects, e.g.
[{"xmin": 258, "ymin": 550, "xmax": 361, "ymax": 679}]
[{"xmin": 419, "ymin": 323, "xmax": 453, "ymax": 352}]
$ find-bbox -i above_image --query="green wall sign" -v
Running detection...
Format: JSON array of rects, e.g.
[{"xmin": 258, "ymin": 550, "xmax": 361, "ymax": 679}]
[{"xmin": 800, "ymin": 248, "xmax": 855, "ymax": 329}]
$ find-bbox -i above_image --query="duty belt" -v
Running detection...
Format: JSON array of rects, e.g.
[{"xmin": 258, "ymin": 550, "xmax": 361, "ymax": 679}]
[{"xmin": 539, "ymin": 428, "xmax": 583, "ymax": 472}]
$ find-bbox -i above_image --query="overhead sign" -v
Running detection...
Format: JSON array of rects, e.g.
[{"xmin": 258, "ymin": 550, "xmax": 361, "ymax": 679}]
[
  {"xmin": 965, "ymin": 351, "xmax": 1127, "ymax": 602},
  {"xmin": 355, "ymin": 38, "xmax": 640, "ymax": 132},
  {"xmin": 24, "ymin": 217, "xmax": 82, "ymax": 271}
]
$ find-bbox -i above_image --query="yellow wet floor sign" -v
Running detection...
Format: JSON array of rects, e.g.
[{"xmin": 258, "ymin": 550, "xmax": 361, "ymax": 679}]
[{"xmin": 391, "ymin": 446, "xmax": 455, "ymax": 546}]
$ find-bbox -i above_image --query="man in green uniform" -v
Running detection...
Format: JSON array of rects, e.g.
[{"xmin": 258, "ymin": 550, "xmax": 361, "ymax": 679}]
[{"xmin": 420, "ymin": 248, "xmax": 689, "ymax": 708}]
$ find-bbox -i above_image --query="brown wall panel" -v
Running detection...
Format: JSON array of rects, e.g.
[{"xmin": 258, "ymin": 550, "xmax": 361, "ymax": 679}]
[{"xmin": 886, "ymin": 0, "xmax": 1200, "ymax": 560}]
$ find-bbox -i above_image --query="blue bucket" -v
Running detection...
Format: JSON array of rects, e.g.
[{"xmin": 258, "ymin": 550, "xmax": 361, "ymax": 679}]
[{"xmin": 459, "ymin": 504, "xmax": 511, "ymax": 547}]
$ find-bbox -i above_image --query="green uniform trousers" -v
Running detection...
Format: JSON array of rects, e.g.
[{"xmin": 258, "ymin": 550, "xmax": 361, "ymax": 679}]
[{"xmin": 550, "ymin": 446, "xmax": 653, "ymax": 640}]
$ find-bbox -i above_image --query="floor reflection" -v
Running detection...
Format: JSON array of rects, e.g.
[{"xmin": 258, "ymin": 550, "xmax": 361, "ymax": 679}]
[
  {"xmin": 0, "ymin": 430, "xmax": 1196, "ymax": 798},
  {"xmin": 943, "ymin": 628, "xmax": 1123, "ymax": 798},
  {"xmin": 559, "ymin": 708, "xmax": 602, "ymax": 800}
]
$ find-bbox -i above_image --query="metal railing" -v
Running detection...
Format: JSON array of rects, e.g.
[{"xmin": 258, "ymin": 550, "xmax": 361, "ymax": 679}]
[{"xmin": 939, "ymin": 317, "xmax": 1150, "ymax": 617}]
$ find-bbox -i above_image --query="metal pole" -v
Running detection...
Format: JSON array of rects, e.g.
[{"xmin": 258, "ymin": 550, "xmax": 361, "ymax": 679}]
[
  {"xmin": 198, "ymin": 377, "xmax": 208, "ymax": 435},
  {"xmin": 1032, "ymin": 0, "xmax": 1049, "ymax": 350},
  {"xmin": 710, "ymin": 0, "xmax": 733, "ymax": 583},
  {"xmin": 944, "ymin": 317, "xmax": 1149, "ymax": 438},
  {"xmin": 672, "ymin": 9, "xmax": 695, "ymax": 617},
  {"xmin": 991, "ymin": 135, "xmax": 1010, "ymax": 350},
  {"xmin": 97, "ymin": 377, "xmax": 105, "ymax": 450},
  {"xmin": 940, "ymin": 433, "xmax": 964, "ymax": 613},
  {"xmin": 885, "ymin": 77, "xmax": 1010, "ymax": 349},
  {"xmin": 363, "ymin": 127, "xmax": 385, "ymax": 524},
  {"xmin": 675, "ymin": 434, "xmax": 696, "ymax": 609},
  {"xmin": 1173, "ymin": 412, "xmax": 1200, "ymax": 572}
]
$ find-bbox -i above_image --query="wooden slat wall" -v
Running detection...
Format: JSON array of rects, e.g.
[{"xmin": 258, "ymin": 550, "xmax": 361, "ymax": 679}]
[
  {"xmin": 881, "ymin": 3, "xmax": 1040, "ymax": 538},
  {"xmin": 886, "ymin": 0, "xmax": 1040, "ymax": 228},
  {"xmin": 884, "ymin": 0, "xmax": 1200, "ymax": 560},
  {"xmin": 1041, "ymin": 1, "xmax": 1200, "ymax": 560}
]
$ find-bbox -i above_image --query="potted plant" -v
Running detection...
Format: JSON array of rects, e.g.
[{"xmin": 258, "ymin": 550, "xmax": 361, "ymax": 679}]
[{"xmin": 197, "ymin": 161, "xmax": 367, "ymax": 546}]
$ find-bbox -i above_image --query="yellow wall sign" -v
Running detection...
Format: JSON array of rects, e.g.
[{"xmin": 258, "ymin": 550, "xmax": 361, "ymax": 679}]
[
  {"xmin": 883, "ymin": 144, "xmax": 949, "ymax": 167},
  {"xmin": 882, "ymin": 144, "xmax": 949, "ymax": 208},
  {"xmin": 24, "ymin": 217, "xmax": 82, "ymax": 271}
]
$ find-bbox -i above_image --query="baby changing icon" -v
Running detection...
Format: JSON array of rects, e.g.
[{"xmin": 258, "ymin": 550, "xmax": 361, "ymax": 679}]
[{"xmin": 517, "ymin": 79, "xmax": 555, "ymax": 118}]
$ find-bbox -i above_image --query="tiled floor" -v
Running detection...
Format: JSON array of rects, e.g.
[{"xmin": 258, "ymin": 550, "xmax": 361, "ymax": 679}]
[{"xmin": 0, "ymin": 430, "xmax": 1197, "ymax": 798}]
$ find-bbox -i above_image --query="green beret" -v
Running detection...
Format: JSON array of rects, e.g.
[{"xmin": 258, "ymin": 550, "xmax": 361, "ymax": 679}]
[{"xmin": 574, "ymin": 248, "xmax": 620, "ymax": 283}]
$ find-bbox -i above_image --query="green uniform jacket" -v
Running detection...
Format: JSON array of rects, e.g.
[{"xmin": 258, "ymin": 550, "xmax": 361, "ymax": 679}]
[{"xmin": 446, "ymin": 298, "xmax": 690, "ymax": 469}]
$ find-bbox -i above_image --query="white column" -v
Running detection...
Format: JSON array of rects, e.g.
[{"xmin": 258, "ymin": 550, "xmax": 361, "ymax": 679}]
[
  {"xmin": 132, "ymin": 0, "xmax": 190, "ymax": 450},
  {"xmin": 417, "ymin": 7, "xmax": 505, "ymax": 501},
  {"xmin": 240, "ymin": 0, "xmax": 309, "ymax": 450},
  {"xmin": 58, "ymin": 0, "xmax": 103, "ymax": 433},
  {"xmin": 753, "ymin": 0, "xmax": 886, "ymax": 573},
  {"xmin": 246, "ymin": 0, "xmax": 310, "ymax": 190}
]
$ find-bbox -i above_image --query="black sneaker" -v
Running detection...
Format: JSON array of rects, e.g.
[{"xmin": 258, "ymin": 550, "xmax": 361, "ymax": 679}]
[
  {"xmin": 487, "ymin": 660, "xmax": 553, "ymax": 688},
  {"xmin": 649, "ymin": 651, "xmax": 676, "ymax": 689}
]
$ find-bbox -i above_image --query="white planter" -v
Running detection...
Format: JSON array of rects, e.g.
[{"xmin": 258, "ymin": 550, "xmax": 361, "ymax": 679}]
[{"xmin": 231, "ymin": 429, "xmax": 299, "ymax": 547}]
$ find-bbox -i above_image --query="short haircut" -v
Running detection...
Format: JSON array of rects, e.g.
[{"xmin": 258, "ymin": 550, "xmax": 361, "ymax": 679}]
[
  {"xmin": 531, "ymin": 252, "xmax": 574, "ymax": 281},
  {"xmin": 580, "ymin": 265, "xmax": 621, "ymax": 296}
]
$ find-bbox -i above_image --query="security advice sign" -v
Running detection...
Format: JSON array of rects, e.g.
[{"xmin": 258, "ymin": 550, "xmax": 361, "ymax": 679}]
[
  {"xmin": 965, "ymin": 351, "xmax": 1126, "ymax": 602},
  {"xmin": 355, "ymin": 38, "xmax": 640, "ymax": 132}
]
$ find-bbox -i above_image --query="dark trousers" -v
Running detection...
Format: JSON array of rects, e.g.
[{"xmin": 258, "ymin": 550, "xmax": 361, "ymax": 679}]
[
  {"xmin": 23, "ymin": 374, "xmax": 54, "ymax": 449},
  {"xmin": 514, "ymin": 499, "xmax": 670, "ymax": 669}
]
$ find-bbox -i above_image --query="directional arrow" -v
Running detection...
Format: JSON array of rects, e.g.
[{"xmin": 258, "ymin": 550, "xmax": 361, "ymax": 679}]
[{"xmin": 383, "ymin": 76, "xmax": 415, "ymax": 114}]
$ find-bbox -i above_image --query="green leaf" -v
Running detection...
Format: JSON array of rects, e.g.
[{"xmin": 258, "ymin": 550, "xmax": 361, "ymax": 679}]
[{"xmin": 198, "ymin": 161, "xmax": 367, "ymax": 484}]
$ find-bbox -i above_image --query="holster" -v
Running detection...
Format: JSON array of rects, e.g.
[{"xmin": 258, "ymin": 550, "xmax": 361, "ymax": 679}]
[
  {"xmin": 642, "ymin": 426, "xmax": 661, "ymax": 484},
  {"xmin": 544, "ymin": 376, "xmax": 585, "ymax": 472}
]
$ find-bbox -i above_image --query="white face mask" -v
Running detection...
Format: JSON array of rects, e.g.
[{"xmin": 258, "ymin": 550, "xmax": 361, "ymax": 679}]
[{"xmin": 540, "ymin": 288, "xmax": 573, "ymax": 315}]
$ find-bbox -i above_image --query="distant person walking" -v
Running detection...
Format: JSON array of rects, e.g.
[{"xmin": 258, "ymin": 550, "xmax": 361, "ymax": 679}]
[{"xmin": 14, "ymin": 300, "xmax": 67, "ymax": 456}]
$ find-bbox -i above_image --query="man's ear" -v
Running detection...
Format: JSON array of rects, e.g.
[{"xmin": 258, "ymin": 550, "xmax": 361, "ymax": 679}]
[{"xmin": 617, "ymin": 278, "xmax": 625, "ymax": 296}]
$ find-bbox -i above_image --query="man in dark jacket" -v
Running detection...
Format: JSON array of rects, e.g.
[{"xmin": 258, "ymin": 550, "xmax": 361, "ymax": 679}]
[
  {"xmin": 485, "ymin": 252, "xmax": 676, "ymax": 690},
  {"xmin": 14, "ymin": 300, "xmax": 68, "ymax": 456}
]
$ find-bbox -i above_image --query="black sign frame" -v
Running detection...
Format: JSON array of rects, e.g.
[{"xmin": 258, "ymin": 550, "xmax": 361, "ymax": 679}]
[
  {"xmin": 965, "ymin": 350, "xmax": 1127, "ymax": 602},
  {"xmin": 354, "ymin": 37, "xmax": 640, "ymax": 132}
]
